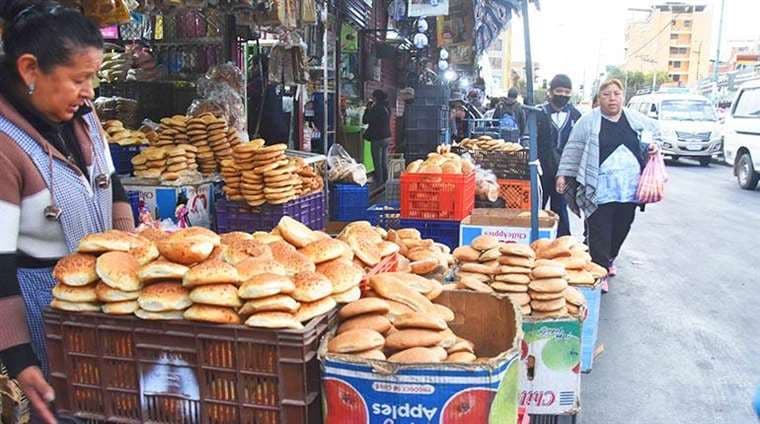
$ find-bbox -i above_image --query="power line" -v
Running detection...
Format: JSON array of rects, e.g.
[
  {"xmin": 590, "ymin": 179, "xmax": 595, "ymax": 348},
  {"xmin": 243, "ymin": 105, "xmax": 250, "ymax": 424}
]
[{"xmin": 626, "ymin": 11, "xmax": 683, "ymax": 60}]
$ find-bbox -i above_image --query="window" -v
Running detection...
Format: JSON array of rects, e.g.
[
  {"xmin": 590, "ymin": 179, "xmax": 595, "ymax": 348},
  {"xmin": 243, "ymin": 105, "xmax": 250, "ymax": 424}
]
[
  {"xmin": 670, "ymin": 33, "xmax": 679, "ymax": 40},
  {"xmin": 733, "ymin": 88, "xmax": 760, "ymax": 118},
  {"xmin": 672, "ymin": 61, "xmax": 682, "ymax": 68},
  {"xmin": 661, "ymin": 100, "xmax": 717, "ymax": 121},
  {"xmin": 672, "ymin": 75, "xmax": 681, "ymax": 82},
  {"xmin": 489, "ymin": 57, "xmax": 502, "ymax": 69},
  {"xmin": 492, "ymin": 42, "xmax": 503, "ymax": 52},
  {"xmin": 683, "ymin": 20, "xmax": 692, "ymax": 28}
]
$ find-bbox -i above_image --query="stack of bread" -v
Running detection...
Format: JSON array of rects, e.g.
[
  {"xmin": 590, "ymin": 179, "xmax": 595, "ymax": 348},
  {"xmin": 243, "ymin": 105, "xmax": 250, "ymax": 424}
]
[
  {"xmin": 50, "ymin": 254, "xmax": 101, "ymax": 313},
  {"xmin": 186, "ymin": 114, "xmax": 218, "ymax": 174},
  {"xmin": 231, "ymin": 139, "xmax": 265, "ymax": 172},
  {"xmin": 156, "ymin": 116, "xmax": 188, "ymax": 147},
  {"xmin": 336, "ymin": 221, "xmax": 400, "ymax": 274},
  {"xmin": 135, "ymin": 258, "xmax": 191, "ymax": 320},
  {"xmin": 457, "ymin": 136, "xmax": 524, "ymax": 152},
  {"xmin": 532, "ymin": 237, "xmax": 607, "ymax": 284},
  {"xmin": 183, "ymin": 258, "xmax": 242, "ymax": 325},
  {"xmin": 563, "ymin": 286, "xmax": 587, "ymax": 317},
  {"xmin": 226, "ymin": 127, "xmax": 242, "ymax": 149},
  {"xmin": 206, "ymin": 116, "xmax": 234, "ymax": 165},
  {"xmin": 327, "ymin": 291, "xmax": 479, "ymax": 363},
  {"xmin": 131, "ymin": 147, "xmax": 166, "ymax": 179},
  {"xmin": 528, "ymin": 259, "xmax": 570, "ymax": 318},
  {"xmin": 256, "ymin": 145, "xmax": 299, "ymax": 205},
  {"xmin": 220, "ymin": 159, "xmax": 242, "ymax": 201},
  {"xmin": 103, "ymin": 120, "xmax": 148, "ymax": 146},
  {"xmin": 296, "ymin": 161, "xmax": 324, "ymax": 196},
  {"xmin": 404, "ymin": 145, "xmax": 475, "ymax": 175},
  {"xmin": 162, "ymin": 146, "xmax": 190, "ymax": 181},
  {"xmin": 381, "ymin": 228, "xmax": 453, "ymax": 279}
]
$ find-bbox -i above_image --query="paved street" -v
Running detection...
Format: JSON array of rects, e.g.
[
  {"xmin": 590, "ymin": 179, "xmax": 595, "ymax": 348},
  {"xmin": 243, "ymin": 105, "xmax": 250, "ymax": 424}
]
[{"xmin": 579, "ymin": 160, "xmax": 760, "ymax": 423}]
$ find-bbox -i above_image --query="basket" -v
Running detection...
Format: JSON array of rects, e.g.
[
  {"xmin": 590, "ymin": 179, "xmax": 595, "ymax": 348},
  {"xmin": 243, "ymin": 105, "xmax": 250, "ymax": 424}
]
[
  {"xmin": 400, "ymin": 171, "xmax": 475, "ymax": 221},
  {"xmin": 366, "ymin": 202, "xmax": 400, "ymax": 230},
  {"xmin": 215, "ymin": 191, "xmax": 325, "ymax": 233},
  {"xmin": 498, "ymin": 178, "xmax": 531, "ymax": 210},
  {"xmin": 398, "ymin": 218, "xmax": 460, "ymax": 250},
  {"xmin": 44, "ymin": 308, "xmax": 334, "ymax": 424},
  {"xmin": 468, "ymin": 149, "xmax": 529, "ymax": 180},
  {"xmin": 109, "ymin": 145, "xmax": 142, "ymax": 176},
  {"xmin": 328, "ymin": 183, "xmax": 368, "ymax": 222}
]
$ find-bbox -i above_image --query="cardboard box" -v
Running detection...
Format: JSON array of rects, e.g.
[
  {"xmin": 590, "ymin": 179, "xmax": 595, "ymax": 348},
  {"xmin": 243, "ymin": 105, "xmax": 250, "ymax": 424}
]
[
  {"xmin": 320, "ymin": 291, "xmax": 523, "ymax": 424},
  {"xmin": 459, "ymin": 209, "xmax": 559, "ymax": 247},
  {"xmin": 577, "ymin": 282, "xmax": 602, "ymax": 373},
  {"xmin": 123, "ymin": 179, "xmax": 218, "ymax": 228},
  {"xmin": 519, "ymin": 317, "xmax": 582, "ymax": 416}
]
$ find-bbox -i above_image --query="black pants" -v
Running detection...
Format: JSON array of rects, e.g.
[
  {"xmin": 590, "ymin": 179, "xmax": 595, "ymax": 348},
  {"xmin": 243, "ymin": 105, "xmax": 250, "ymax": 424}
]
[
  {"xmin": 541, "ymin": 173, "xmax": 571, "ymax": 236},
  {"xmin": 371, "ymin": 138, "xmax": 390, "ymax": 186},
  {"xmin": 586, "ymin": 202, "xmax": 637, "ymax": 268}
]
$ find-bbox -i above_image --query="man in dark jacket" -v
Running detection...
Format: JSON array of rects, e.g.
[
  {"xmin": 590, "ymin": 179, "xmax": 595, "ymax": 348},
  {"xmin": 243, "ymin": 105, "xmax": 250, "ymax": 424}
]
[
  {"xmin": 363, "ymin": 89, "xmax": 392, "ymax": 185},
  {"xmin": 537, "ymin": 74, "xmax": 582, "ymax": 236},
  {"xmin": 494, "ymin": 87, "xmax": 526, "ymax": 138}
]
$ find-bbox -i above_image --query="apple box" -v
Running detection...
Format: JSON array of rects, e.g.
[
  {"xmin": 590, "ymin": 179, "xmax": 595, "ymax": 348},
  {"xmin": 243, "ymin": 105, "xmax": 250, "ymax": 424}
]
[
  {"xmin": 123, "ymin": 178, "xmax": 218, "ymax": 228},
  {"xmin": 459, "ymin": 209, "xmax": 559, "ymax": 247},
  {"xmin": 319, "ymin": 291, "xmax": 522, "ymax": 424},
  {"xmin": 519, "ymin": 317, "xmax": 582, "ymax": 416}
]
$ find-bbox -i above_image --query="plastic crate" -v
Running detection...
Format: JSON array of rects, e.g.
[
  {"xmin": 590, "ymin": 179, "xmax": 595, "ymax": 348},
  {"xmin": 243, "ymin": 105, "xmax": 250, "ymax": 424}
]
[
  {"xmin": 44, "ymin": 308, "xmax": 334, "ymax": 424},
  {"xmin": 467, "ymin": 149, "xmax": 530, "ymax": 180},
  {"xmin": 498, "ymin": 178, "xmax": 531, "ymax": 209},
  {"xmin": 412, "ymin": 84, "xmax": 451, "ymax": 106},
  {"xmin": 366, "ymin": 202, "xmax": 400, "ymax": 230},
  {"xmin": 384, "ymin": 180, "xmax": 400, "ymax": 204},
  {"xmin": 388, "ymin": 153, "xmax": 405, "ymax": 181},
  {"xmin": 215, "ymin": 191, "xmax": 325, "ymax": 233},
  {"xmin": 109, "ymin": 145, "xmax": 142, "ymax": 176},
  {"xmin": 400, "ymin": 171, "xmax": 475, "ymax": 221},
  {"xmin": 328, "ymin": 183, "xmax": 369, "ymax": 222},
  {"xmin": 398, "ymin": 218, "xmax": 460, "ymax": 250}
]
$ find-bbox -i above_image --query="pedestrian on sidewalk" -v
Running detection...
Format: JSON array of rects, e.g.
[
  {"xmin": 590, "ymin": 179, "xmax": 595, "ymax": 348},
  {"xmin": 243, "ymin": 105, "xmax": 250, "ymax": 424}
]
[
  {"xmin": 363, "ymin": 89, "xmax": 392, "ymax": 186},
  {"xmin": 493, "ymin": 87, "xmax": 526, "ymax": 139},
  {"xmin": 536, "ymin": 74, "xmax": 582, "ymax": 236},
  {"xmin": 0, "ymin": 1, "xmax": 136, "ymax": 422},
  {"xmin": 556, "ymin": 79, "xmax": 659, "ymax": 286}
]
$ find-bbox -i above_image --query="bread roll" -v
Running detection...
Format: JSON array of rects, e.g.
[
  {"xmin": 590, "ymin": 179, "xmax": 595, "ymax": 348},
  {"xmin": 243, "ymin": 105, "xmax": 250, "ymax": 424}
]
[
  {"xmin": 244, "ymin": 312, "xmax": 304, "ymax": 330},
  {"xmin": 52, "ymin": 283, "xmax": 97, "ymax": 303},
  {"xmin": 506, "ymin": 292, "xmax": 532, "ymax": 306},
  {"xmin": 530, "ymin": 298, "xmax": 567, "ymax": 312},
  {"xmin": 135, "ymin": 309, "xmax": 185, "ymax": 321},
  {"xmin": 499, "ymin": 243, "xmax": 536, "ymax": 259},
  {"xmin": 369, "ymin": 274, "xmax": 434, "ymax": 314},
  {"xmin": 139, "ymin": 258, "xmax": 189, "ymax": 282},
  {"xmin": 53, "ymin": 253, "xmax": 98, "ymax": 286},
  {"xmin": 338, "ymin": 298, "xmax": 390, "ymax": 319},
  {"xmin": 276, "ymin": 216, "xmax": 318, "ymax": 248},
  {"xmin": 183, "ymin": 260, "xmax": 240, "ymax": 288},
  {"xmin": 220, "ymin": 232, "xmax": 253, "ymax": 245},
  {"xmin": 445, "ymin": 352, "xmax": 477, "ymax": 363},
  {"xmin": 189, "ymin": 284, "xmax": 241, "ymax": 308},
  {"xmin": 388, "ymin": 347, "xmax": 446, "ymax": 363},
  {"xmin": 346, "ymin": 235, "xmax": 381, "ymax": 267},
  {"xmin": 298, "ymin": 238, "xmax": 344, "ymax": 264},
  {"xmin": 471, "ymin": 235, "xmax": 499, "ymax": 252},
  {"xmin": 331, "ymin": 286, "xmax": 361, "ymax": 304},
  {"xmin": 50, "ymin": 299, "xmax": 100, "ymax": 312},
  {"xmin": 78, "ymin": 230, "xmax": 145, "ymax": 253},
  {"xmin": 564, "ymin": 286, "xmax": 587, "ymax": 307},
  {"xmin": 270, "ymin": 241, "xmax": 316, "ymax": 275},
  {"xmin": 102, "ymin": 300, "xmax": 139, "ymax": 315},
  {"xmin": 531, "ymin": 266, "xmax": 567, "ymax": 279},
  {"xmin": 294, "ymin": 296, "xmax": 336, "ymax": 323},
  {"xmin": 528, "ymin": 278, "xmax": 568, "ymax": 293},
  {"xmin": 491, "ymin": 282, "xmax": 530, "ymax": 293},
  {"xmin": 129, "ymin": 242, "xmax": 160, "ymax": 266},
  {"xmin": 291, "ymin": 271, "xmax": 333, "ymax": 302},
  {"xmin": 96, "ymin": 251, "xmax": 141, "ymax": 292},
  {"xmin": 430, "ymin": 304, "xmax": 455, "ymax": 322},
  {"xmin": 393, "ymin": 312, "xmax": 448, "ymax": 331},
  {"xmin": 338, "ymin": 314, "xmax": 392, "ymax": 334},
  {"xmin": 353, "ymin": 349, "xmax": 386, "ymax": 361},
  {"xmin": 138, "ymin": 282, "xmax": 192, "ymax": 312},
  {"xmin": 95, "ymin": 281, "xmax": 140, "ymax": 302},
  {"xmin": 327, "ymin": 329, "xmax": 385, "ymax": 353},
  {"xmin": 447, "ymin": 338, "xmax": 475, "ymax": 354},
  {"xmin": 238, "ymin": 273, "xmax": 295, "ymax": 299},
  {"xmin": 238, "ymin": 295, "xmax": 300, "ymax": 315},
  {"xmin": 236, "ymin": 257, "xmax": 288, "ymax": 281},
  {"xmin": 456, "ymin": 277, "xmax": 494, "ymax": 293},
  {"xmin": 183, "ymin": 305, "xmax": 241, "ymax": 325},
  {"xmin": 385, "ymin": 329, "xmax": 445, "ymax": 350},
  {"xmin": 566, "ymin": 270, "xmax": 595, "ymax": 285},
  {"xmin": 158, "ymin": 239, "xmax": 215, "ymax": 265},
  {"xmin": 315, "ymin": 259, "xmax": 363, "ymax": 294}
]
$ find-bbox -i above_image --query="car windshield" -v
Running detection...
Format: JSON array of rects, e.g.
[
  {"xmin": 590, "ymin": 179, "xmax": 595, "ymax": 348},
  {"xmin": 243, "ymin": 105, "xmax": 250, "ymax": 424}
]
[{"xmin": 659, "ymin": 100, "xmax": 717, "ymax": 121}]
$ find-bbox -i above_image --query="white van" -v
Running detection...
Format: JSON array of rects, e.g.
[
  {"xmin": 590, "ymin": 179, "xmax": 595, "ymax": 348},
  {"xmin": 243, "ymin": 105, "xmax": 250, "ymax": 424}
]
[
  {"xmin": 723, "ymin": 81, "xmax": 760, "ymax": 190},
  {"xmin": 628, "ymin": 92, "xmax": 722, "ymax": 166}
]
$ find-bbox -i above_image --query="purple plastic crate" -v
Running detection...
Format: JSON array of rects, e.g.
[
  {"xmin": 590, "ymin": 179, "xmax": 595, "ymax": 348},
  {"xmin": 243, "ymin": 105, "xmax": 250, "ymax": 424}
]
[{"xmin": 215, "ymin": 191, "xmax": 325, "ymax": 233}]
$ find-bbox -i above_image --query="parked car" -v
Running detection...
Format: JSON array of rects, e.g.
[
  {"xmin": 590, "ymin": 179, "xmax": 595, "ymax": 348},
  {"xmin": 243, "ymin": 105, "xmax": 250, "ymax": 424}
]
[
  {"xmin": 628, "ymin": 92, "xmax": 722, "ymax": 166},
  {"xmin": 723, "ymin": 81, "xmax": 760, "ymax": 190}
]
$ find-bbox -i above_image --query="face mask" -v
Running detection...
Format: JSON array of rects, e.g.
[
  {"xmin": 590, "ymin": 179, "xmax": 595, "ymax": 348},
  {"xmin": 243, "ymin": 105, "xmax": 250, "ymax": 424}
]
[{"xmin": 552, "ymin": 95, "xmax": 571, "ymax": 108}]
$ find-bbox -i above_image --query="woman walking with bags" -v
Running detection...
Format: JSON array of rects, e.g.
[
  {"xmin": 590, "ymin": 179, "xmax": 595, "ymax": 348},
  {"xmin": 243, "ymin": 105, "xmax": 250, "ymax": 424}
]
[{"xmin": 556, "ymin": 79, "xmax": 659, "ymax": 290}]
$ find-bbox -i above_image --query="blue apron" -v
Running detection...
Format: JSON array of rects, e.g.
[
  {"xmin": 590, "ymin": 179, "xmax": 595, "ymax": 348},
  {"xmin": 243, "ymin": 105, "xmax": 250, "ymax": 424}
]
[{"xmin": 0, "ymin": 111, "xmax": 112, "ymax": 375}]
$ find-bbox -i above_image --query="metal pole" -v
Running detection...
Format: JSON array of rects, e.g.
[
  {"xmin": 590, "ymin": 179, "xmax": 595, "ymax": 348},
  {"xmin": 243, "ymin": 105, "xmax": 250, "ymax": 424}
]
[
  {"xmin": 323, "ymin": 10, "xmax": 329, "ymax": 155},
  {"xmin": 713, "ymin": 0, "xmax": 726, "ymax": 98},
  {"xmin": 521, "ymin": 0, "xmax": 539, "ymax": 242}
]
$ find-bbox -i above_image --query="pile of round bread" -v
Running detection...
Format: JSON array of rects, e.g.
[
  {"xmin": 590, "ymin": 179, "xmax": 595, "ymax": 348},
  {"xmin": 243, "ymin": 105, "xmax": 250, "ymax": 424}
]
[
  {"xmin": 380, "ymin": 228, "xmax": 454, "ymax": 280},
  {"xmin": 224, "ymin": 142, "xmax": 307, "ymax": 206},
  {"xmin": 103, "ymin": 120, "xmax": 148, "ymax": 146},
  {"xmin": 451, "ymin": 235, "xmax": 603, "ymax": 319},
  {"xmin": 404, "ymin": 145, "xmax": 475, "ymax": 175},
  {"xmin": 130, "ymin": 145, "xmax": 199, "ymax": 181},
  {"xmin": 456, "ymin": 136, "xmax": 524, "ymax": 152},
  {"xmin": 49, "ymin": 216, "xmax": 381, "ymax": 329},
  {"xmin": 531, "ymin": 236, "xmax": 607, "ymax": 284},
  {"xmin": 327, "ymin": 276, "xmax": 480, "ymax": 363}
]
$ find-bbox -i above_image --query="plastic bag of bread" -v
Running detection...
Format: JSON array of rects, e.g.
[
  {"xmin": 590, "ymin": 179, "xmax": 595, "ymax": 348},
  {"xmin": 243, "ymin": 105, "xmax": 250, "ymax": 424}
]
[
  {"xmin": 83, "ymin": 0, "xmax": 130, "ymax": 27},
  {"xmin": 475, "ymin": 166, "xmax": 499, "ymax": 201},
  {"xmin": 327, "ymin": 144, "xmax": 367, "ymax": 186}
]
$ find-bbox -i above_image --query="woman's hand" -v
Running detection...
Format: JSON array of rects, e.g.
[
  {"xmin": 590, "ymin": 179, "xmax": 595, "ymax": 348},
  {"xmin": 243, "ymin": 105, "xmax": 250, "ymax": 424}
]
[
  {"xmin": 556, "ymin": 176, "xmax": 568, "ymax": 194},
  {"xmin": 648, "ymin": 143, "xmax": 659, "ymax": 155},
  {"xmin": 17, "ymin": 366, "xmax": 56, "ymax": 424}
]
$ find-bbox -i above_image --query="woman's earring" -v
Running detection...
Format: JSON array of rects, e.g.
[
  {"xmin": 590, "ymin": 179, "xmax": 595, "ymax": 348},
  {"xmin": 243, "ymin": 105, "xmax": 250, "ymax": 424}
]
[{"xmin": 27, "ymin": 82, "xmax": 35, "ymax": 95}]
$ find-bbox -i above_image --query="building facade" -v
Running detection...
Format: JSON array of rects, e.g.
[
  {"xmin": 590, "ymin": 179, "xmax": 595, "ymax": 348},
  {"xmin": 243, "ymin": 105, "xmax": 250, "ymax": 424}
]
[
  {"xmin": 623, "ymin": 2, "xmax": 712, "ymax": 87},
  {"xmin": 482, "ymin": 26, "xmax": 513, "ymax": 97}
]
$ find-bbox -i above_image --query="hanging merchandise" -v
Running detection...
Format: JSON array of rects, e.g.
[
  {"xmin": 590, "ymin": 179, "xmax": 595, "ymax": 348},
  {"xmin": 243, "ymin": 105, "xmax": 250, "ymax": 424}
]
[
  {"xmin": 301, "ymin": 0, "xmax": 317, "ymax": 25},
  {"xmin": 254, "ymin": 0, "xmax": 299, "ymax": 29},
  {"xmin": 268, "ymin": 33, "xmax": 309, "ymax": 86},
  {"xmin": 119, "ymin": 12, "xmax": 149, "ymax": 41},
  {"xmin": 473, "ymin": 0, "xmax": 529, "ymax": 56},
  {"xmin": 189, "ymin": 63, "xmax": 248, "ymax": 136},
  {"xmin": 83, "ymin": 0, "xmax": 131, "ymax": 27}
]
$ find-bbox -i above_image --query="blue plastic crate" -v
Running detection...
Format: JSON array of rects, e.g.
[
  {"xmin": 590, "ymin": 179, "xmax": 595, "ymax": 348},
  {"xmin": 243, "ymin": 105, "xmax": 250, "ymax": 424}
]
[
  {"xmin": 398, "ymin": 218, "xmax": 460, "ymax": 250},
  {"xmin": 109, "ymin": 145, "xmax": 142, "ymax": 176},
  {"xmin": 579, "ymin": 282, "xmax": 603, "ymax": 373},
  {"xmin": 367, "ymin": 202, "xmax": 400, "ymax": 229},
  {"xmin": 329, "ymin": 183, "xmax": 369, "ymax": 222}
]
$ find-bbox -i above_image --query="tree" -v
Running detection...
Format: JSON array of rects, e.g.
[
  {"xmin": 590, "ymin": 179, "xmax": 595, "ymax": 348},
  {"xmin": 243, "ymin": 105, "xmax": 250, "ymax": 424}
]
[{"xmin": 604, "ymin": 65, "xmax": 671, "ymax": 103}]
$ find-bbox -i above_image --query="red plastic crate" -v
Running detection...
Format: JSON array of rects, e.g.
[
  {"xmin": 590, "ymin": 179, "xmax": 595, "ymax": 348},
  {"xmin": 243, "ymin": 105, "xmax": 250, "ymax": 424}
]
[
  {"xmin": 400, "ymin": 171, "xmax": 475, "ymax": 220},
  {"xmin": 498, "ymin": 178, "xmax": 531, "ymax": 210}
]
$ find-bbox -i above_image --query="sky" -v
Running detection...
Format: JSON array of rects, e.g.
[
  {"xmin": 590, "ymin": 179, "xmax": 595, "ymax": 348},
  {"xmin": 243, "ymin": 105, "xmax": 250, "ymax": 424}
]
[{"xmin": 508, "ymin": 0, "xmax": 760, "ymax": 98}]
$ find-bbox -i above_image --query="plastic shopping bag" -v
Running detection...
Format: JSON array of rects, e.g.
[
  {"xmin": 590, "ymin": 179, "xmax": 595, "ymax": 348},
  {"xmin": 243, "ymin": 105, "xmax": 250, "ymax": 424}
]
[{"xmin": 636, "ymin": 152, "xmax": 667, "ymax": 204}]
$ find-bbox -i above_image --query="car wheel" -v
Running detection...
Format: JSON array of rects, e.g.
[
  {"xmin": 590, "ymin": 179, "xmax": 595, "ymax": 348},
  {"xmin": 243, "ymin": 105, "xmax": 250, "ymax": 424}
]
[
  {"xmin": 699, "ymin": 158, "xmax": 711, "ymax": 167},
  {"xmin": 737, "ymin": 152, "xmax": 760, "ymax": 190}
]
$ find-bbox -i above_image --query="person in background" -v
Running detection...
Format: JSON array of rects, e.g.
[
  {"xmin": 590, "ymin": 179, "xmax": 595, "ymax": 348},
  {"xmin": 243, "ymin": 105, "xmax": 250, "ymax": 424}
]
[
  {"xmin": 363, "ymin": 89, "xmax": 392, "ymax": 186},
  {"xmin": 556, "ymin": 79, "xmax": 659, "ymax": 291},
  {"xmin": 0, "ymin": 2, "xmax": 135, "ymax": 422},
  {"xmin": 494, "ymin": 87, "xmax": 527, "ymax": 138},
  {"xmin": 536, "ymin": 74, "xmax": 582, "ymax": 237},
  {"xmin": 592, "ymin": 93, "xmax": 600, "ymax": 109}
]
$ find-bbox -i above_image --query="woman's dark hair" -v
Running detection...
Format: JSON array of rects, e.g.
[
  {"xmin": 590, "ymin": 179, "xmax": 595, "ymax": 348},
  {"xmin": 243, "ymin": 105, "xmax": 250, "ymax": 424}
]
[
  {"xmin": 372, "ymin": 89, "xmax": 388, "ymax": 104},
  {"xmin": 1, "ymin": 0, "xmax": 103, "ymax": 74}
]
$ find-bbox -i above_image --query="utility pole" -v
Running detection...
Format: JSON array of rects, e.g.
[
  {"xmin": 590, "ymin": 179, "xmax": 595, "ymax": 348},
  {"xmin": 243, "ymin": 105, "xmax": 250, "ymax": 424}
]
[{"xmin": 713, "ymin": 0, "xmax": 726, "ymax": 99}]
